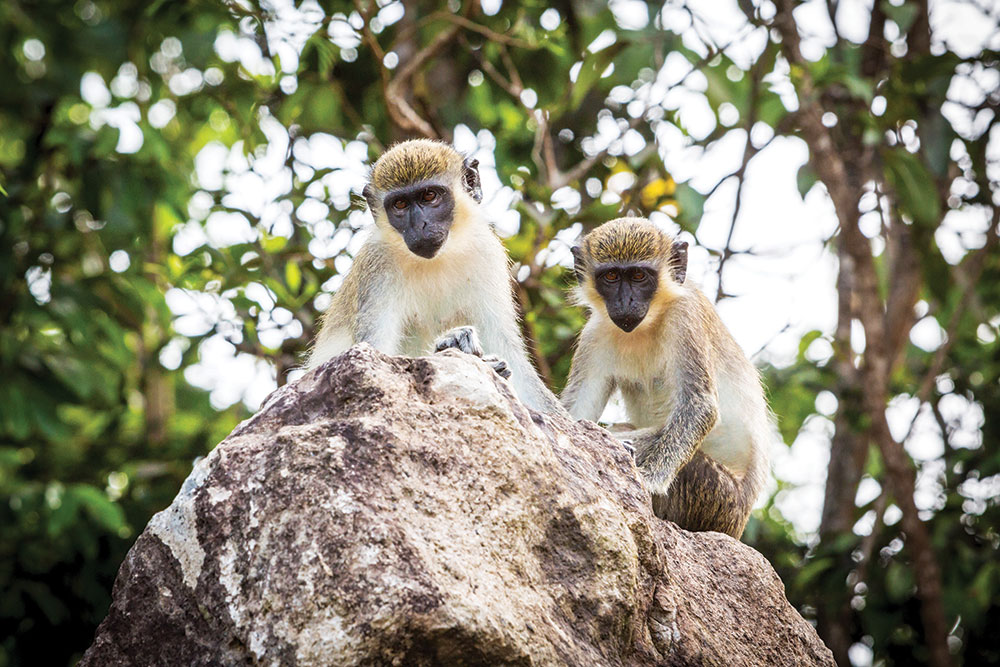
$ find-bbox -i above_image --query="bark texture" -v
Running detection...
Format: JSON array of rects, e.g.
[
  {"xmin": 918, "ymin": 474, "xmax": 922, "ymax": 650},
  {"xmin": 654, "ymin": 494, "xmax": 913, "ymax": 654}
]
[{"xmin": 82, "ymin": 345, "xmax": 833, "ymax": 666}]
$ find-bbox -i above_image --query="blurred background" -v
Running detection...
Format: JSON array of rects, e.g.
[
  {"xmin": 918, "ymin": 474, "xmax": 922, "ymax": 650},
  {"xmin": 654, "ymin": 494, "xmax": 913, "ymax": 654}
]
[{"xmin": 1, "ymin": 0, "xmax": 997, "ymax": 665}]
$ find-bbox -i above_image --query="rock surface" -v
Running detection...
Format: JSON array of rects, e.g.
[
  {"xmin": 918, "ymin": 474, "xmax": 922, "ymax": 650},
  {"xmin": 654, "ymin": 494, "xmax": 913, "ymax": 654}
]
[{"xmin": 82, "ymin": 345, "xmax": 833, "ymax": 666}]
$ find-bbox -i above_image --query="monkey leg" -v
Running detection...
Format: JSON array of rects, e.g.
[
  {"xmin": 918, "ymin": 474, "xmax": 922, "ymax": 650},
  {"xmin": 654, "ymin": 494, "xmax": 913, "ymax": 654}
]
[{"xmin": 650, "ymin": 452, "xmax": 755, "ymax": 539}]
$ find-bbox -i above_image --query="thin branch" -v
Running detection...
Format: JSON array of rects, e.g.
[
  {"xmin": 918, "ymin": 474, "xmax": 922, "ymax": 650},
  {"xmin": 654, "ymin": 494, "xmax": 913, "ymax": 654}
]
[
  {"xmin": 392, "ymin": 10, "xmax": 535, "ymax": 51},
  {"xmin": 749, "ymin": 321, "xmax": 792, "ymax": 361},
  {"xmin": 359, "ymin": 1, "xmax": 461, "ymax": 138},
  {"xmin": 715, "ymin": 54, "xmax": 765, "ymax": 301},
  {"xmin": 855, "ymin": 490, "xmax": 888, "ymax": 585},
  {"xmin": 352, "ymin": 0, "xmax": 386, "ymax": 65}
]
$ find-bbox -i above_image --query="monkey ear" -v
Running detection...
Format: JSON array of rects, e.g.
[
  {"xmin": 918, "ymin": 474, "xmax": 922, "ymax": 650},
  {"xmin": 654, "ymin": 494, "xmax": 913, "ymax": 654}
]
[
  {"xmin": 571, "ymin": 245, "xmax": 586, "ymax": 283},
  {"xmin": 669, "ymin": 241, "xmax": 688, "ymax": 284},
  {"xmin": 462, "ymin": 158, "xmax": 483, "ymax": 203},
  {"xmin": 362, "ymin": 184, "xmax": 377, "ymax": 212}
]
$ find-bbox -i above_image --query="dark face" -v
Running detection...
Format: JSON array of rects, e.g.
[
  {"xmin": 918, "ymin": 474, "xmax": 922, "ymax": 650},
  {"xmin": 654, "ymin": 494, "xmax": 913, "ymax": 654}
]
[
  {"xmin": 363, "ymin": 158, "xmax": 482, "ymax": 260},
  {"xmin": 593, "ymin": 263, "xmax": 659, "ymax": 332},
  {"xmin": 382, "ymin": 182, "xmax": 454, "ymax": 258}
]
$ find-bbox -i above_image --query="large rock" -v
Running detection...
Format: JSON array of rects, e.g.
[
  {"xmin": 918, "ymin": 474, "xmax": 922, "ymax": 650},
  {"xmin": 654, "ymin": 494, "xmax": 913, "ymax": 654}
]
[{"xmin": 82, "ymin": 345, "xmax": 832, "ymax": 666}]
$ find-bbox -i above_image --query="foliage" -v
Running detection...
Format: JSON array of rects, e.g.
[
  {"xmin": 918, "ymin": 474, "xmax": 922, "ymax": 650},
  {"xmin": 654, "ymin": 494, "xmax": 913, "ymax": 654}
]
[{"xmin": 1, "ymin": 1, "xmax": 997, "ymax": 665}]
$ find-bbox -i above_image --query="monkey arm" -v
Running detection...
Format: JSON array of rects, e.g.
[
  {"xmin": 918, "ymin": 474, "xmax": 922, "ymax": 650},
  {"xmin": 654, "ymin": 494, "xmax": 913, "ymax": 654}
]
[
  {"xmin": 561, "ymin": 373, "xmax": 614, "ymax": 422},
  {"xmin": 633, "ymin": 361, "xmax": 719, "ymax": 496},
  {"xmin": 311, "ymin": 244, "xmax": 404, "ymax": 364},
  {"xmin": 433, "ymin": 326, "xmax": 510, "ymax": 379},
  {"xmin": 560, "ymin": 333, "xmax": 614, "ymax": 422},
  {"xmin": 349, "ymin": 247, "xmax": 405, "ymax": 355},
  {"xmin": 471, "ymin": 315, "xmax": 567, "ymax": 417},
  {"xmin": 497, "ymin": 330, "xmax": 568, "ymax": 417}
]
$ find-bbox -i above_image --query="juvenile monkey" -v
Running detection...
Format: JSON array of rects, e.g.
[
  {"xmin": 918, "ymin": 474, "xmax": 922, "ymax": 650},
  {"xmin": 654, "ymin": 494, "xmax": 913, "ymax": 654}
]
[
  {"xmin": 308, "ymin": 139, "xmax": 564, "ymax": 415},
  {"xmin": 561, "ymin": 217, "xmax": 771, "ymax": 537}
]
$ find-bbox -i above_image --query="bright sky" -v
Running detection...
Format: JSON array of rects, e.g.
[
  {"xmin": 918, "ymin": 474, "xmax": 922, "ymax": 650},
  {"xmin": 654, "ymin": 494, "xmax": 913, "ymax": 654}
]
[{"xmin": 65, "ymin": 0, "xmax": 998, "ymax": 613}]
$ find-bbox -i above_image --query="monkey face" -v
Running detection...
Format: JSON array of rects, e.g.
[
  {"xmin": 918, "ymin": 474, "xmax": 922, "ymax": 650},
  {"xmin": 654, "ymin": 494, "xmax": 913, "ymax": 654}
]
[
  {"xmin": 382, "ymin": 182, "xmax": 456, "ymax": 259},
  {"xmin": 593, "ymin": 263, "xmax": 659, "ymax": 332}
]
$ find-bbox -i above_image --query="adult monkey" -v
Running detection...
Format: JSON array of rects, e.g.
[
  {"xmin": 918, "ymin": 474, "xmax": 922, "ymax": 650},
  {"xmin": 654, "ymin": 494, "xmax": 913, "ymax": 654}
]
[
  {"xmin": 561, "ymin": 217, "xmax": 771, "ymax": 538},
  {"xmin": 308, "ymin": 139, "xmax": 565, "ymax": 416}
]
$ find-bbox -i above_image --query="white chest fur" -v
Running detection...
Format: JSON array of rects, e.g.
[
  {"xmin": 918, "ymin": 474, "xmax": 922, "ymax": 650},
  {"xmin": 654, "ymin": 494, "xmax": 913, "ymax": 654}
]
[{"xmin": 390, "ymin": 226, "xmax": 509, "ymax": 355}]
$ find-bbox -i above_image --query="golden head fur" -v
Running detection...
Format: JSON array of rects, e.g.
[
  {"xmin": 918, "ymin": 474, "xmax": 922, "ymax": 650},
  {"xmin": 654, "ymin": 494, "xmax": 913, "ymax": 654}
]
[
  {"xmin": 574, "ymin": 217, "xmax": 687, "ymax": 324},
  {"xmin": 370, "ymin": 139, "xmax": 464, "ymax": 192},
  {"xmin": 580, "ymin": 217, "xmax": 672, "ymax": 265}
]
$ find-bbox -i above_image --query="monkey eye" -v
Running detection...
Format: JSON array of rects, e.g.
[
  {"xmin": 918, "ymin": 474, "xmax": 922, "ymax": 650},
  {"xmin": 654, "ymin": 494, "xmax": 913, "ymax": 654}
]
[
  {"xmin": 392, "ymin": 199, "xmax": 408, "ymax": 211},
  {"xmin": 631, "ymin": 269, "xmax": 646, "ymax": 281},
  {"xmin": 421, "ymin": 189, "xmax": 438, "ymax": 203},
  {"xmin": 602, "ymin": 270, "xmax": 620, "ymax": 283}
]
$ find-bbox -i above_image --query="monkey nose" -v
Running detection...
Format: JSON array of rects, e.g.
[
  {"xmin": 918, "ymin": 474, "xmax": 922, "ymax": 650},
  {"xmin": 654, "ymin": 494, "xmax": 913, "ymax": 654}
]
[
  {"xmin": 407, "ymin": 234, "xmax": 447, "ymax": 259},
  {"xmin": 613, "ymin": 314, "xmax": 640, "ymax": 332}
]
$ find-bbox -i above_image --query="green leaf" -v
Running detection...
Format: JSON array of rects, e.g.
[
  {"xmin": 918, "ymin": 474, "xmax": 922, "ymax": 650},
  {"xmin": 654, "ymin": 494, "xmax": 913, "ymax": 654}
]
[
  {"xmin": 71, "ymin": 484, "xmax": 129, "ymax": 535},
  {"xmin": 796, "ymin": 163, "xmax": 818, "ymax": 200},
  {"xmin": 797, "ymin": 330, "xmax": 824, "ymax": 358},
  {"xmin": 47, "ymin": 492, "xmax": 82, "ymax": 536},
  {"xmin": 674, "ymin": 183, "xmax": 705, "ymax": 231},
  {"xmin": 883, "ymin": 149, "xmax": 942, "ymax": 227},
  {"xmin": 285, "ymin": 260, "xmax": 302, "ymax": 295},
  {"xmin": 881, "ymin": 0, "xmax": 919, "ymax": 33},
  {"xmin": 0, "ymin": 383, "xmax": 31, "ymax": 440},
  {"xmin": 757, "ymin": 93, "xmax": 788, "ymax": 128},
  {"xmin": 797, "ymin": 556, "xmax": 834, "ymax": 588},
  {"xmin": 886, "ymin": 561, "xmax": 915, "ymax": 602},
  {"xmin": 569, "ymin": 42, "xmax": 627, "ymax": 110},
  {"xmin": 842, "ymin": 73, "xmax": 873, "ymax": 103}
]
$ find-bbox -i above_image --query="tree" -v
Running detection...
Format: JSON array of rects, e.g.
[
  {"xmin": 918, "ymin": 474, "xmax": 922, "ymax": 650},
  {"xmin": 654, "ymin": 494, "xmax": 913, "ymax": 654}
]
[{"xmin": 1, "ymin": 1, "xmax": 996, "ymax": 665}]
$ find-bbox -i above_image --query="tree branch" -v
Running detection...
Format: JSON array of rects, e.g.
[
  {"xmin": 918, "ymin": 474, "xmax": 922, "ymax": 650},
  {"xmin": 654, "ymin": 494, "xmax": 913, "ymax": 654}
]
[{"xmin": 774, "ymin": 2, "xmax": 953, "ymax": 665}]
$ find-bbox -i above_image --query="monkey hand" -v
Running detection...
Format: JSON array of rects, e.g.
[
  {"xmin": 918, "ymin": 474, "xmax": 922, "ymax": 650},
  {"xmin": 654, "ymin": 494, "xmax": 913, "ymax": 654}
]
[
  {"xmin": 434, "ymin": 325, "xmax": 484, "ymax": 357},
  {"xmin": 620, "ymin": 439, "xmax": 636, "ymax": 458},
  {"xmin": 481, "ymin": 354, "xmax": 512, "ymax": 379},
  {"xmin": 632, "ymin": 437, "xmax": 676, "ymax": 495},
  {"xmin": 606, "ymin": 423, "xmax": 639, "ymax": 458},
  {"xmin": 637, "ymin": 464, "xmax": 675, "ymax": 496},
  {"xmin": 434, "ymin": 326, "xmax": 512, "ymax": 381}
]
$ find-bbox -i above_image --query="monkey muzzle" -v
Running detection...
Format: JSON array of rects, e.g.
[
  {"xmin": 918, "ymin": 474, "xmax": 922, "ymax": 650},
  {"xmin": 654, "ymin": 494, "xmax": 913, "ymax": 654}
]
[
  {"xmin": 403, "ymin": 228, "xmax": 449, "ymax": 258},
  {"xmin": 392, "ymin": 199, "xmax": 453, "ymax": 259},
  {"xmin": 607, "ymin": 294, "xmax": 650, "ymax": 333},
  {"xmin": 611, "ymin": 312, "xmax": 644, "ymax": 332}
]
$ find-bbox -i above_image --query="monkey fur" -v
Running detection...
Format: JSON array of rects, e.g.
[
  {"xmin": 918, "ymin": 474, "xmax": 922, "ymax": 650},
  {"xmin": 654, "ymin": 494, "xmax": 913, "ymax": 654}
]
[
  {"xmin": 561, "ymin": 217, "xmax": 771, "ymax": 538},
  {"xmin": 308, "ymin": 139, "xmax": 564, "ymax": 416}
]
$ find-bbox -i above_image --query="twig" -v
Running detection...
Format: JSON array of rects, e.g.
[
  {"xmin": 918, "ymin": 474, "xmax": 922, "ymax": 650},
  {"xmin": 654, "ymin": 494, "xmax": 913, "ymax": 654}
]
[
  {"xmin": 355, "ymin": 0, "xmax": 460, "ymax": 138},
  {"xmin": 392, "ymin": 10, "xmax": 535, "ymax": 51},
  {"xmin": 715, "ymin": 57, "xmax": 764, "ymax": 301}
]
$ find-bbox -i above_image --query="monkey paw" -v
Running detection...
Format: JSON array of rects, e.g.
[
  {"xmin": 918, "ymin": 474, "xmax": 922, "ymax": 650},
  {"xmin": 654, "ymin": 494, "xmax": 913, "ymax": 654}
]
[
  {"xmin": 481, "ymin": 354, "xmax": 512, "ymax": 379},
  {"xmin": 619, "ymin": 439, "xmax": 636, "ymax": 459},
  {"xmin": 638, "ymin": 466, "xmax": 674, "ymax": 496},
  {"xmin": 435, "ymin": 327, "xmax": 512, "ymax": 380},
  {"xmin": 434, "ymin": 325, "xmax": 484, "ymax": 357}
]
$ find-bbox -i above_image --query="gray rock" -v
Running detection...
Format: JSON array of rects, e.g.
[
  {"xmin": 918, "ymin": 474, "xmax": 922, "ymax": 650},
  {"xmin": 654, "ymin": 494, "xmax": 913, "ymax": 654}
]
[{"xmin": 82, "ymin": 345, "xmax": 833, "ymax": 666}]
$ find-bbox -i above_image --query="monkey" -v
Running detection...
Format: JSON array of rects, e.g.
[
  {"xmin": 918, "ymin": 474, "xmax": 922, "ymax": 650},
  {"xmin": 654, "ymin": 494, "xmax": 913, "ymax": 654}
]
[
  {"xmin": 560, "ymin": 217, "xmax": 771, "ymax": 538},
  {"xmin": 307, "ymin": 139, "xmax": 565, "ymax": 416}
]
